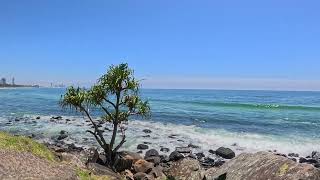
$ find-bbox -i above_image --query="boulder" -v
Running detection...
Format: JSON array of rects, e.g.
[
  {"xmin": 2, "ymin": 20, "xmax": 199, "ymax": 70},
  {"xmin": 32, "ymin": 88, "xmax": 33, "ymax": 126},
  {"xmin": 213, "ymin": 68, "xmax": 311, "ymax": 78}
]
[
  {"xmin": 36, "ymin": 116, "xmax": 41, "ymax": 119},
  {"xmin": 188, "ymin": 143, "xmax": 200, "ymax": 149},
  {"xmin": 137, "ymin": 144, "xmax": 149, "ymax": 150},
  {"xmin": 133, "ymin": 159, "xmax": 154, "ymax": 173},
  {"xmin": 215, "ymin": 147, "xmax": 235, "ymax": 159},
  {"xmin": 160, "ymin": 147, "xmax": 170, "ymax": 153},
  {"xmin": 167, "ymin": 158, "xmax": 203, "ymax": 180},
  {"xmin": 169, "ymin": 151, "xmax": 184, "ymax": 161},
  {"xmin": 288, "ymin": 153, "xmax": 299, "ymax": 157},
  {"xmin": 145, "ymin": 149, "xmax": 159, "ymax": 159},
  {"xmin": 175, "ymin": 147, "xmax": 191, "ymax": 154},
  {"xmin": 143, "ymin": 129, "xmax": 152, "ymax": 134},
  {"xmin": 312, "ymin": 151, "xmax": 320, "ymax": 160},
  {"xmin": 195, "ymin": 152, "xmax": 205, "ymax": 160},
  {"xmin": 57, "ymin": 134, "xmax": 68, "ymax": 140},
  {"xmin": 204, "ymin": 151, "xmax": 320, "ymax": 180},
  {"xmin": 122, "ymin": 169, "xmax": 134, "ymax": 180},
  {"xmin": 149, "ymin": 166, "xmax": 166, "ymax": 179}
]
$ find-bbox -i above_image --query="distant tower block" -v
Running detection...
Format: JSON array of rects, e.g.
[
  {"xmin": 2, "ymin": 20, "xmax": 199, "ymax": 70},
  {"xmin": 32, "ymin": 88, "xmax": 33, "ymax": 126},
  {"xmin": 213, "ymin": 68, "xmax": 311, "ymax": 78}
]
[
  {"xmin": 12, "ymin": 77, "xmax": 15, "ymax": 85},
  {"xmin": 1, "ymin": 78, "xmax": 6, "ymax": 85}
]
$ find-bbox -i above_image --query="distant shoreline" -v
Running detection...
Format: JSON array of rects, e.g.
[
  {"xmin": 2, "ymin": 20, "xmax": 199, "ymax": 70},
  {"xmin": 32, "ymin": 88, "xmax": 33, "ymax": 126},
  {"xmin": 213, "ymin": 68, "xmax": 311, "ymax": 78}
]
[{"xmin": 0, "ymin": 84, "xmax": 40, "ymax": 88}]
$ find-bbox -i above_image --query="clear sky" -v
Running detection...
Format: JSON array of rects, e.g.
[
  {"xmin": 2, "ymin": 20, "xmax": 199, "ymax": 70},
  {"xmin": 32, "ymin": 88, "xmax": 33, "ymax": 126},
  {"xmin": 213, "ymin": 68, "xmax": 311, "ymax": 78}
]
[{"xmin": 1, "ymin": 0, "xmax": 320, "ymax": 90}]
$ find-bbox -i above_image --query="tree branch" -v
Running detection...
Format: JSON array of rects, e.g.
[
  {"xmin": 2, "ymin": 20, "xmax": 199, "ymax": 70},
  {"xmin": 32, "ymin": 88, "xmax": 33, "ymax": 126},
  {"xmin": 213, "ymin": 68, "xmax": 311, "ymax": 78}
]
[{"xmin": 103, "ymin": 98, "xmax": 116, "ymax": 109}]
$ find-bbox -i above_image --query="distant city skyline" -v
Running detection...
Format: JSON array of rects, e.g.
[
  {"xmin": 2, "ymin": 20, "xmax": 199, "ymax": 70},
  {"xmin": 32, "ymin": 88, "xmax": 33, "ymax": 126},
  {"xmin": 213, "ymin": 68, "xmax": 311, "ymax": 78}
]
[{"xmin": 1, "ymin": 1, "xmax": 320, "ymax": 90}]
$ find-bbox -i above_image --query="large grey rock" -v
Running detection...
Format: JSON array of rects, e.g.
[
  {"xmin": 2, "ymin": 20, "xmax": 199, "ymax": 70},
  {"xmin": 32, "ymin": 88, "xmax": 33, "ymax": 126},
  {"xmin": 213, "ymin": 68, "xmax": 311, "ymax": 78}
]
[
  {"xmin": 167, "ymin": 158, "xmax": 203, "ymax": 180},
  {"xmin": 169, "ymin": 151, "xmax": 184, "ymax": 161},
  {"xmin": 204, "ymin": 151, "xmax": 320, "ymax": 180},
  {"xmin": 145, "ymin": 149, "xmax": 159, "ymax": 159}
]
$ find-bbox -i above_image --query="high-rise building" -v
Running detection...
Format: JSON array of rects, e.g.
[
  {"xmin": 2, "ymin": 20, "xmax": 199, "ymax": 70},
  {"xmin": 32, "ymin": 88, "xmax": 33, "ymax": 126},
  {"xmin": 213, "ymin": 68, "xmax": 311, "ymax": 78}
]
[
  {"xmin": 12, "ymin": 77, "xmax": 15, "ymax": 85},
  {"xmin": 1, "ymin": 78, "xmax": 6, "ymax": 85}
]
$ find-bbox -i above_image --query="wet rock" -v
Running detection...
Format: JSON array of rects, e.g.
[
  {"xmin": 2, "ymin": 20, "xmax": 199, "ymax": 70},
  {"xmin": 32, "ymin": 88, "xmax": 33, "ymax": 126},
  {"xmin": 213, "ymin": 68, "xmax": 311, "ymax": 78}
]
[
  {"xmin": 145, "ymin": 149, "xmax": 159, "ymax": 159},
  {"xmin": 200, "ymin": 157, "xmax": 215, "ymax": 168},
  {"xmin": 299, "ymin": 157, "xmax": 308, "ymax": 163},
  {"xmin": 312, "ymin": 151, "xmax": 320, "ymax": 160},
  {"xmin": 160, "ymin": 147, "xmax": 170, "ymax": 153},
  {"xmin": 57, "ymin": 134, "xmax": 68, "ymax": 140},
  {"xmin": 188, "ymin": 143, "xmax": 200, "ymax": 149},
  {"xmin": 36, "ymin": 116, "xmax": 41, "ymax": 120},
  {"xmin": 214, "ymin": 159, "xmax": 225, "ymax": 167},
  {"xmin": 159, "ymin": 155, "xmax": 170, "ymax": 163},
  {"xmin": 169, "ymin": 151, "xmax": 184, "ymax": 161},
  {"xmin": 52, "ymin": 116, "xmax": 62, "ymax": 120},
  {"xmin": 143, "ymin": 129, "xmax": 152, "ymax": 134},
  {"xmin": 209, "ymin": 149, "xmax": 215, "ymax": 154},
  {"xmin": 195, "ymin": 152, "xmax": 205, "ymax": 160},
  {"xmin": 168, "ymin": 134, "xmax": 178, "ymax": 139},
  {"xmin": 133, "ymin": 159, "xmax": 154, "ymax": 173},
  {"xmin": 215, "ymin": 147, "xmax": 235, "ymax": 159},
  {"xmin": 175, "ymin": 147, "xmax": 191, "ymax": 154},
  {"xmin": 137, "ymin": 144, "xmax": 149, "ymax": 150},
  {"xmin": 65, "ymin": 119, "xmax": 71, "ymax": 122},
  {"xmin": 288, "ymin": 153, "xmax": 299, "ymax": 157},
  {"xmin": 177, "ymin": 139, "xmax": 184, "ymax": 142},
  {"xmin": 205, "ymin": 151, "xmax": 320, "ymax": 180},
  {"xmin": 60, "ymin": 130, "xmax": 67, "ymax": 135},
  {"xmin": 68, "ymin": 143, "xmax": 83, "ymax": 152},
  {"xmin": 143, "ymin": 142, "xmax": 152, "ymax": 145},
  {"xmin": 142, "ymin": 135, "xmax": 151, "ymax": 138},
  {"xmin": 275, "ymin": 153, "xmax": 287, "ymax": 158},
  {"xmin": 167, "ymin": 158, "xmax": 202, "ymax": 180}
]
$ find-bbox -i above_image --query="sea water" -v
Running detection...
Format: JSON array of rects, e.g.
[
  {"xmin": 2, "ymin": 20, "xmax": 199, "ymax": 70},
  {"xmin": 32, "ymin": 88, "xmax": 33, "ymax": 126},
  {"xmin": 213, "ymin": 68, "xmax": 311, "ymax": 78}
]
[{"xmin": 0, "ymin": 88, "xmax": 320, "ymax": 156}]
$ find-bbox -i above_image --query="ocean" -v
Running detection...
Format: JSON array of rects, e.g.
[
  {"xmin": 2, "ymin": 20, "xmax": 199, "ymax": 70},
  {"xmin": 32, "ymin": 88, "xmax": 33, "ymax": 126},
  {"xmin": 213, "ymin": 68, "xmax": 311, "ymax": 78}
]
[{"xmin": 1, "ymin": 88, "xmax": 320, "ymax": 156}]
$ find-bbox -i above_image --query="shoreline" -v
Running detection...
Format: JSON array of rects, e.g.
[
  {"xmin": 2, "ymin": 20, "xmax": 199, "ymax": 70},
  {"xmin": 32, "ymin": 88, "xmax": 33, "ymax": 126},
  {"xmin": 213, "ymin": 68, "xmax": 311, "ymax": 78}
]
[{"xmin": 1, "ymin": 115, "xmax": 319, "ymax": 169}]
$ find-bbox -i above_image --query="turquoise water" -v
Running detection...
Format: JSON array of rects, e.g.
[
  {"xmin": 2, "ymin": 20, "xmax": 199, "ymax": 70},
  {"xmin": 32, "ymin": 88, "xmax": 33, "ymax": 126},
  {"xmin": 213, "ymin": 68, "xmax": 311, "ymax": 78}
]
[{"xmin": 1, "ymin": 88, "xmax": 320, "ymax": 155}]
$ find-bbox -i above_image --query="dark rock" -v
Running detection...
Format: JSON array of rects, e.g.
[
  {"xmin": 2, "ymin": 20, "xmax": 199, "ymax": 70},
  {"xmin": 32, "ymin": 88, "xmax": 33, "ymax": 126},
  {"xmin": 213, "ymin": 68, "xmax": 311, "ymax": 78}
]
[
  {"xmin": 36, "ymin": 116, "xmax": 41, "ymax": 120},
  {"xmin": 214, "ymin": 173, "xmax": 227, "ymax": 180},
  {"xmin": 175, "ymin": 147, "xmax": 191, "ymax": 154},
  {"xmin": 65, "ymin": 119, "xmax": 71, "ymax": 122},
  {"xmin": 145, "ymin": 149, "xmax": 159, "ymax": 159},
  {"xmin": 195, "ymin": 152, "xmax": 205, "ymax": 160},
  {"xmin": 145, "ymin": 156, "xmax": 161, "ymax": 165},
  {"xmin": 288, "ymin": 153, "xmax": 299, "ymax": 157},
  {"xmin": 68, "ymin": 143, "xmax": 83, "ymax": 152},
  {"xmin": 142, "ymin": 135, "xmax": 151, "ymax": 138},
  {"xmin": 143, "ymin": 129, "xmax": 152, "ymax": 134},
  {"xmin": 209, "ymin": 149, "xmax": 216, "ymax": 154},
  {"xmin": 137, "ymin": 144, "xmax": 149, "ymax": 150},
  {"xmin": 60, "ymin": 130, "xmax": 67, "ymax": 135},
  {"xmin": 114, "ymin": 155, "xmax": 134, "ymax": 172},
  {"xmin": 143, "ymin": 142, "xmax": 152, "ymax": 145},
  {"xmin": 214, "ymin": 159, "xmax": 225, "ymax": 167},
  {"xmin": 299, "ymin": 157, "xmax": 308, "ymax": 163},
  {"xmin": 315, "ymin": 163, "xmax": 320, "ymax": 168},
  {"xmin": 200, "ymin": 157, "xmax": 215, "ymax": 168},
  {"xmin": 160, "ymin": 147, "xmax": 170, "ymax": 153},
  {"xmin": 137, "ymin": 151, "xmax": 143, "ymax": 154},
  {"xmin": 57, "ymin": 134, "xmax": 68, "ymax": 140},
  {"xmin": 188, "ymin": 143, "xmax": 200, "ymax": 149},
  {"xmin": 275, "ymin": 153, "xmax": 287, "ymax": 158},
  {"xmin": 169, "ymin": 151, "xmax": 184, "ymax": 161},
  {"xmin": 168, "ymin": 134, "xmax": 178, "ymax": 139},
  {"xmin": 312, "ymin": 151, "xmax": 320, "ymax": 160},
  {"xmin": 159, "ymin": 155, "xmax": 170, "ymax": 163},
  {"xmin": 216, "ymin": 147, "xmax": 235, "ymax": 159},
  {"xmin": 28, "ymin": 134, "xmax": 36, "ymax": 138},
  {"xmin": 290, "ymin": 158, "xmax": 297, "ymax": 162},
  {"xmin": 177, "ymin": 139, "xmax": 184, "ymax": 142},
  {"xmin": 231, "ymin": 143, "xmax": 237, "ymax": 146},
  {"xmin": 52, "ymin": 116, "xmax": 63, "ymax": 120}
]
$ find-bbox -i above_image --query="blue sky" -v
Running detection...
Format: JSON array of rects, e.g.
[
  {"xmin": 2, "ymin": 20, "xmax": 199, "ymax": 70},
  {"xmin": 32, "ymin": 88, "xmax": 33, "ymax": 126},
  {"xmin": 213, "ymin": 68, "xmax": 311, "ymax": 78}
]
[{"xmin": 0, "ymin": 0, "xmax": 320, "ymax": 90}]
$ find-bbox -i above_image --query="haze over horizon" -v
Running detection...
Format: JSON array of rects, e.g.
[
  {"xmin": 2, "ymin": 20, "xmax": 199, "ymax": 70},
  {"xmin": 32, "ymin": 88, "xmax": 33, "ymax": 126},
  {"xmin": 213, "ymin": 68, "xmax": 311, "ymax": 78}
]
[{"xmin": 1, "ymin": 0, "xmax": 320, "ymax": 90}]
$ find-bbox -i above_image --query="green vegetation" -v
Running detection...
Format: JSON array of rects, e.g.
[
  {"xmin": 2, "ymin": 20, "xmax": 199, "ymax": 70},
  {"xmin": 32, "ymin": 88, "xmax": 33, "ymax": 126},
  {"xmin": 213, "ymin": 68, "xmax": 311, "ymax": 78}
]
[
  {"xmin": 60, "ymin": 63, "xmax": 150, "ymax": 169},
  {"xmin": 0, "ymin": 131, "xmax": 55, "ymax": 161}
]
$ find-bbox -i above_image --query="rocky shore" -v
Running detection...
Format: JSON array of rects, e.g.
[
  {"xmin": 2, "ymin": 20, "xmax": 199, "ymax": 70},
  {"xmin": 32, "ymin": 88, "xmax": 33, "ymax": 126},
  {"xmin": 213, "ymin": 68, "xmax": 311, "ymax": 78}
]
[{"xmin": 1, "ymin": 115, "xmax": 320, "ymax": 179}]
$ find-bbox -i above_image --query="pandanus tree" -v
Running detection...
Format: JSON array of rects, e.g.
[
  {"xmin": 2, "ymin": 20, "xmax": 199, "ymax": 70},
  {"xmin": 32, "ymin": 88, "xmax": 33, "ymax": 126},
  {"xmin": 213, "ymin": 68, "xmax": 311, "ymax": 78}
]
[{"xmin": 60, "ymin": 63, "xmax": 150, "ymax": 169}]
